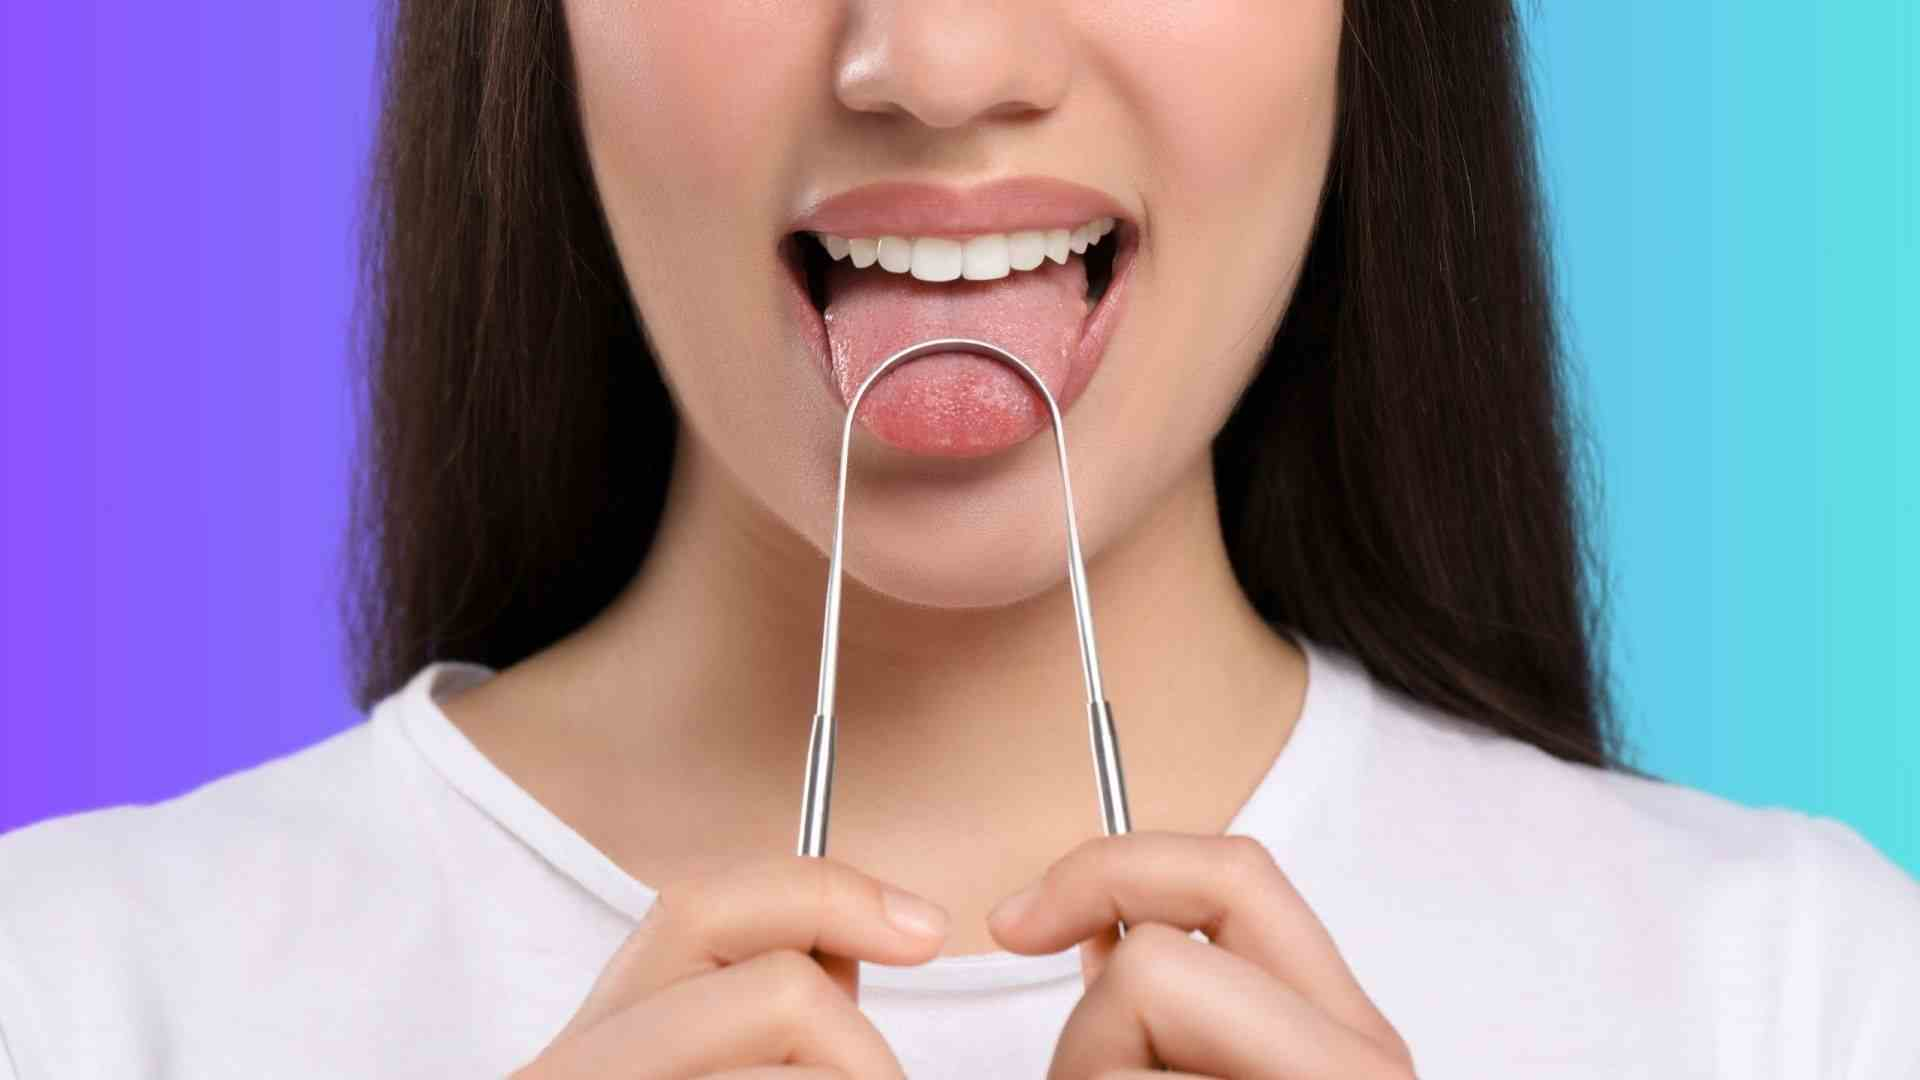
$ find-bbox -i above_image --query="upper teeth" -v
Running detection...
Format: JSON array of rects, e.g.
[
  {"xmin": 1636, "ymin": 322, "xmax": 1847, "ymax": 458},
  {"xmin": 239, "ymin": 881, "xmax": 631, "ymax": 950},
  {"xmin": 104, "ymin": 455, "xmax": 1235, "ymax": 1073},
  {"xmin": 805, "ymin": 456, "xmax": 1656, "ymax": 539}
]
[{"xmin": 813, "ymin": 217, "xmax": 1116, "ymax": 283}]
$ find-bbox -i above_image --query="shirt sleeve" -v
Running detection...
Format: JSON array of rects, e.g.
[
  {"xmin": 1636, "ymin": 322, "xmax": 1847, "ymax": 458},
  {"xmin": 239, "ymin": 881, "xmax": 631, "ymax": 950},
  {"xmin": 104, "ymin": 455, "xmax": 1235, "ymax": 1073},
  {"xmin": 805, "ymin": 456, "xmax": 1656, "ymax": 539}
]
[
  {"xmin": 0, "ymin": 981, "xmax": 21, "ymax": 1080},
  {"xmin": 0, "ymin": 914, "xmax": 40, "ymax": 1080},
  {"xmin": 1791, "ymin": 813, "xmax": 1920, "ymax": 1078}
]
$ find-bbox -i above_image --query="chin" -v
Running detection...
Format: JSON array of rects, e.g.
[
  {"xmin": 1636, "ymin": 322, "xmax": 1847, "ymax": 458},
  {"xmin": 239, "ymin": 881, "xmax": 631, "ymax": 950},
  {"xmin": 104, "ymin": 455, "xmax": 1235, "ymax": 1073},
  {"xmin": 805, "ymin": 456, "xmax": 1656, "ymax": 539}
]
[{"xmin": 833, "ymin": 511, "xmax": 1077, "ymax": 612}]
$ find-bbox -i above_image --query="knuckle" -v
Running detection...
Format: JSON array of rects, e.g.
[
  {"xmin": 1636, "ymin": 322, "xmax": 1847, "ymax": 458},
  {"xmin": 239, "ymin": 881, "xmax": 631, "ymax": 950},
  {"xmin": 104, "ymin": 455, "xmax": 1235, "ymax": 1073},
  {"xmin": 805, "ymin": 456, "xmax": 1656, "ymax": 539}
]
[
  {"xmin": 801, "ymin": 856, "xmax": 876, "ymax": 947},
  {"xmin": 1347, "ymin": 1026, "xmax": 1418, "ymax": 1079},
  {"xmin": 1366, "ymin": 1046, "xmax": 1419, "ymax": 1080},
  {"xmin": 648, "ymin": 874, "xmax": 709, "ymax": 937},
  {"xmin": 1376, "ymin": 1029, "xmax": 1419, "ymax": 1075},
  {"xmin": 1062, "ymin": 832, "xmax": 1115, "ymax": 876},
  {"xmin": 1217, "ymin": 834, "xmax": 1281, "ymax": 894},
  {"xmin": 1220, "ymin": 833, "xmax": 1278, "ymax": 878},
  {"xmin": 653, "ymin": 896, "xmax": 719, "ymax": 955},
  {"xmin": 806, "ymin": 855, "xmax": 845, "ymax": 923},
  {"xmin": 661, "ymin": 855, "xmax": 821, "ymax": 949},
  {"xmin": 762, "ymin": 948, "xmax": 837, "ymax": 1017},
  {"xmin": 1105, "ymin": 921, "xmax": 1188, "ymax": 996}
]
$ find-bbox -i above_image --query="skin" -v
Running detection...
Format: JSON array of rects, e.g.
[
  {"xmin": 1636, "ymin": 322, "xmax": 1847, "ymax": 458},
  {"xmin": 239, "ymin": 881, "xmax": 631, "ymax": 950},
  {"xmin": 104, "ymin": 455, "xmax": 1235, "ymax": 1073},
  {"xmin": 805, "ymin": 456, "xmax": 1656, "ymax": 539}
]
[
  {"xmin": 460, "ymin": 1, "xmax": 1412, "ymax": 1073},
  {"xmin": 515, "ymin": 841, "xmax": 1411, "ymax": 1079}
]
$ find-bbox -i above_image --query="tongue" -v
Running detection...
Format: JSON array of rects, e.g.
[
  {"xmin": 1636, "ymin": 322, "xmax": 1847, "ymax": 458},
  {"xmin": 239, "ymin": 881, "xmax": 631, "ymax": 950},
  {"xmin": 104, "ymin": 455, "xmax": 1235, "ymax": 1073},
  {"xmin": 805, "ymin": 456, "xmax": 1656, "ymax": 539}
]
[{"xmin": 821, "ymin": 255, "xmax": 1087, "ymax": 456}]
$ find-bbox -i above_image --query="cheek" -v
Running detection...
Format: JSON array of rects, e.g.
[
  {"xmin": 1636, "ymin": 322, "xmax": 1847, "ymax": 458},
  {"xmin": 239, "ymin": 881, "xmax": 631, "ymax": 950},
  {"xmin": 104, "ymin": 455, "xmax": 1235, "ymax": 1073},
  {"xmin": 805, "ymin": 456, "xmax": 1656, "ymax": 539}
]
[
  {"xmin": 1097, "ymin": 1, "xmax": 1341, "ymax": 412},
  {"xmin": 564, "ymin": 2, "xmax": 820, "ymax": 245},
  {"xmin": 1079, "ymin": 2, "xmax": 1340, "ymax": 487},
  {"xmin": 1104, "ymin": 1, "xmax": 1341, "ymax": 211},
  {"xmin": 562, "ymin": 1, "xmax": 834, "ymax": 432}
]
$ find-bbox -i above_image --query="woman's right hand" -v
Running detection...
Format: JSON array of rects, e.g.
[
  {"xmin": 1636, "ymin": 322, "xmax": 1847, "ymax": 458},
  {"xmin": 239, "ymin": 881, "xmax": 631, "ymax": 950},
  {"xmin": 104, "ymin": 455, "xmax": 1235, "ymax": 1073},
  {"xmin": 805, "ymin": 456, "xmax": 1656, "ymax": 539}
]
[{"xmin": 511, "ymin": 854, "xmax": 950, "ymax": 1079}]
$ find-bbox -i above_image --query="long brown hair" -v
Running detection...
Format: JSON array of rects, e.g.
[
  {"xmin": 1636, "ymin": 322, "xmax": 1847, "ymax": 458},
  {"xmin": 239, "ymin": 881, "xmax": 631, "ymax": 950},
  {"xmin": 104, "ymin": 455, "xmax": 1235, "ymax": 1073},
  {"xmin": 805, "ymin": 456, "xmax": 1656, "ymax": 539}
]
[{"xmin": 348, "ymin": 0, "xmax": 1635, "ymax": 772}]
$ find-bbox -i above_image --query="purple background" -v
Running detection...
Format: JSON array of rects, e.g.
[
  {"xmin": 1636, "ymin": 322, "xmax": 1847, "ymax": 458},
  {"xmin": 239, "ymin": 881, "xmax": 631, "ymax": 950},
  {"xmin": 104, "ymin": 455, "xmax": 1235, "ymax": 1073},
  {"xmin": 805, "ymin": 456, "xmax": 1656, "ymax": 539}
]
[{"xmin": 3, "ymin": 4, "xmax": 374, "ymax": 818}]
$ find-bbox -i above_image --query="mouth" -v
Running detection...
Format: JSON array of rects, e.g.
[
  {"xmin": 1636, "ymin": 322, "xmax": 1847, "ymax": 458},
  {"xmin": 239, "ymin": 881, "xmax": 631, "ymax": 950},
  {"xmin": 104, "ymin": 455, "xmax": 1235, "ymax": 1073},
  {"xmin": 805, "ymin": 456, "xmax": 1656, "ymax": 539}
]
[{"xmin": 780, "ymin": 214, "xmax": 1137, "ymax": 458}]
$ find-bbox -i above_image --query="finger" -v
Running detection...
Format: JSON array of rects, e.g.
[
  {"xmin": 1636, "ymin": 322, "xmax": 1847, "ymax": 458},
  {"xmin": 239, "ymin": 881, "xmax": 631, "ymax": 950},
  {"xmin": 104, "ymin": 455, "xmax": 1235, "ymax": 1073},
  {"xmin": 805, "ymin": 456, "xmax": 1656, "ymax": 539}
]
[
  {"xmin": 568, "ymin": 855, "xmax": 948, "ymax": 1032},
  {"xmin": 1050, "ymin": 923, "xmax": 1405, "ymax": 1080},
  {"xmin": 702, "ymin": 1060, "xmax": 852, "ymax": 1068},
  {"xmin": 814, "ymin": 951, "xmax": 861, "ymax": 1004},
  {"xmin": 990, "ymin": 830, "xmax": 1392, "ymax": 1046},
  {"xmin": 551, "ymin": 948, "xmax": 901, "ymax": 1080},
  {"xmin": 1078, "ymin": 922, "xmax": 1120, "ymax": 987}
]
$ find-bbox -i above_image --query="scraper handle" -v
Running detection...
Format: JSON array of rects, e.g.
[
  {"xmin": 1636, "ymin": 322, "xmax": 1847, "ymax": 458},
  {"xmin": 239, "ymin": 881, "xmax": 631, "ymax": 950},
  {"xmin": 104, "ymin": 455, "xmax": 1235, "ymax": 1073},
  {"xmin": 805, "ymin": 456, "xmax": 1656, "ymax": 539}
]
[{"xmin": 1089, "ymin": 698, "xmax": 1133, "ymax": 939}]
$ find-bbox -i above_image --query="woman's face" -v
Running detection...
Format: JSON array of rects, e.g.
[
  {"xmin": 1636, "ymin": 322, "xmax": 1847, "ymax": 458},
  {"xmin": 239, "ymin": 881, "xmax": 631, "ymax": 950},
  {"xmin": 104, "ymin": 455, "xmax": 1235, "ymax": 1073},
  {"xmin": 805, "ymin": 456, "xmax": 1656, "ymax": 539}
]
[{"xmin": 563, "ymin": 2, "xmax": 1341, "ymax": 607}]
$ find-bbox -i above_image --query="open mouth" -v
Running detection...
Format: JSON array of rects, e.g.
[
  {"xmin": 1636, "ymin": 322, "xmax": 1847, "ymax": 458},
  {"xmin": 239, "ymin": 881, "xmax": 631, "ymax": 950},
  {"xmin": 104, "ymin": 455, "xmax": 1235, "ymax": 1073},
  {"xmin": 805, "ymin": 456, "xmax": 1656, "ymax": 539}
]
[{"xmin": 780, "ymin": 217, "xmax": 1137, "ymax": 458}]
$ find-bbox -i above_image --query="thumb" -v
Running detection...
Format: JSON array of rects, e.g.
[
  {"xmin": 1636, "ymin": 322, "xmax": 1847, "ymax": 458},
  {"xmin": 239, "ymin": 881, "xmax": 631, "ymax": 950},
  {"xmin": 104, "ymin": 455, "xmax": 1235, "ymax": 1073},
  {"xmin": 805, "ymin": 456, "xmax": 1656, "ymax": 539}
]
[{"xmin": 1078, "ymin": 923, "xmax": 1122, "ymax": 986}]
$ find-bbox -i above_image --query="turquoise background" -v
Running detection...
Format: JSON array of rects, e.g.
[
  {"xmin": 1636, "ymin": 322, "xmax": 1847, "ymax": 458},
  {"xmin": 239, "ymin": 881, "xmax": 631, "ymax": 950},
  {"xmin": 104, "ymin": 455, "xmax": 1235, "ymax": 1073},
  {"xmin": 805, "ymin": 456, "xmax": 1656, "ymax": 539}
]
[
  {"xmin": 3, "ymin": 5, "xmax": 1914, "ymax": 877},
  {"xmin": 1532, "ymin": 4, "xmax": 1916, "ymax": 872}
]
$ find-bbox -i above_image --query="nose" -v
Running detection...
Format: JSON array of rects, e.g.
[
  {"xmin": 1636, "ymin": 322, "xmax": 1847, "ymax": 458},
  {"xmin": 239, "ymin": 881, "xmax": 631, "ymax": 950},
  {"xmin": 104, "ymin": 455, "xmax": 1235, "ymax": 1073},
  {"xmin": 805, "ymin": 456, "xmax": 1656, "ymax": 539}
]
[{"xmin": 834, "ymin": 0, "xmax": 1072, "ymax": 129}]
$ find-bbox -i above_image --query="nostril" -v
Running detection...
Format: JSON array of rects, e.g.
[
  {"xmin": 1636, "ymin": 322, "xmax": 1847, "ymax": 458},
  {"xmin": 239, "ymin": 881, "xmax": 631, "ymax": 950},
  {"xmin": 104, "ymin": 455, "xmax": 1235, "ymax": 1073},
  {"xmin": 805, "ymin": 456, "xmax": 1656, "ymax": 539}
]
[{"xmin": 830, "ymin": 13, "xmax": 1071, "ymax": 130}]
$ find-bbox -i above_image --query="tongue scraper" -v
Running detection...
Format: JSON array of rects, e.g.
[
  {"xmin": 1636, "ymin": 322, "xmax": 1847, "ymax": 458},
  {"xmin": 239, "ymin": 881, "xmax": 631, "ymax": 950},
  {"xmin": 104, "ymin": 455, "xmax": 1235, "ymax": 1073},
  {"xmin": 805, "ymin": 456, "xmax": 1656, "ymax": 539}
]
[{"xmin": 795, "ymin": 336, "xmax": 1136, "ymax": 939}]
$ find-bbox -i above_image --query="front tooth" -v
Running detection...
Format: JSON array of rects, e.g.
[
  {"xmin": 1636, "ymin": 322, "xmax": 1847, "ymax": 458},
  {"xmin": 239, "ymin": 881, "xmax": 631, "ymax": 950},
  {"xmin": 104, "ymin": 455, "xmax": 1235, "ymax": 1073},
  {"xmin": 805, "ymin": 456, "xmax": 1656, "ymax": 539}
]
[
  {"xmin": 876, "ymin": 236, "xmax": 913, "ymax": 273},
  {"xmin": 1045, "ymin": 229, "xmax": 1071, "ymax": 264},
  {"xmin": 1007, "ymin": 231, "xmax": 1046, "ymax": 271},
  {"xmin": 910, "ymin": 237, "xmax": 963, "ymax": 282},
  {"xmin": 961, "ymin": 235, "xmax": 1011, "ymax": 280},
  {"xmin": 838, "ymin": 222, "xmax": 1113, "ymax": 280}
]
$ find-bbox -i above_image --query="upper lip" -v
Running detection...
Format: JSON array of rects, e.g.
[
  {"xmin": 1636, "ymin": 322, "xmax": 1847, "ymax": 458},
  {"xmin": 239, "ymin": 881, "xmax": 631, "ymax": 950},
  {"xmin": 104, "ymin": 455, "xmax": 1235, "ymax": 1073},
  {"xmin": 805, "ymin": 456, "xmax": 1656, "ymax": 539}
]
[{"xmin": 791, "ymin": 176, "xmax": 1128, "ymax": 239}]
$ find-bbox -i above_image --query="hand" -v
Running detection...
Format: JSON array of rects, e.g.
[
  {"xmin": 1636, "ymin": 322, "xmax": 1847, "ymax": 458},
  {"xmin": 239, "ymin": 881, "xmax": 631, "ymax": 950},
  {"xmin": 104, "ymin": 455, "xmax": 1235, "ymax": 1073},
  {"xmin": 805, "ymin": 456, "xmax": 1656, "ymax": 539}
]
[
  {"xmin": 986, "ymin": 831, "xmax": 1415, "ymax": 1079},
  {"xmin": 513, "ymin": 854, "xmax": 949, "ymax": 1079}
]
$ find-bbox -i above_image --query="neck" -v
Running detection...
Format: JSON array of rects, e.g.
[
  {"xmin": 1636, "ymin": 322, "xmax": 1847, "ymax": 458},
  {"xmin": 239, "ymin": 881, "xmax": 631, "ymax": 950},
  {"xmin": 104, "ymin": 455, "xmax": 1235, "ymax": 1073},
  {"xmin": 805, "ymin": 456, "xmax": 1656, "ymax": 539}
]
[{"xmin": 527, "ymin": 424, "xmax": 1305, "ymax": 892}]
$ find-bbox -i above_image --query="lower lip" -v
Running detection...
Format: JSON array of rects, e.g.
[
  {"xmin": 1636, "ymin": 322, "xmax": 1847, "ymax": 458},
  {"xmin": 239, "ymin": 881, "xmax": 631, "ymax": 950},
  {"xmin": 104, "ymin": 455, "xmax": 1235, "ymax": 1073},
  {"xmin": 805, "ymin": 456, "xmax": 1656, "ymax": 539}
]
[{"xmin": 785, "ymin": 231, "xmax": 1137, "ymax": 458}]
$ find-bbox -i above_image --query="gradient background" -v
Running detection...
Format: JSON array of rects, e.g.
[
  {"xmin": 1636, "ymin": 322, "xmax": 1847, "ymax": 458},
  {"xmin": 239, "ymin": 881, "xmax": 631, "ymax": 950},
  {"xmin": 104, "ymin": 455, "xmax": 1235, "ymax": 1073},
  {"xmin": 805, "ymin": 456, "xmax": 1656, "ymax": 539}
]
[{"xmin": 3, "ymin": 5, "xmax": 1915, "ymax": 876}]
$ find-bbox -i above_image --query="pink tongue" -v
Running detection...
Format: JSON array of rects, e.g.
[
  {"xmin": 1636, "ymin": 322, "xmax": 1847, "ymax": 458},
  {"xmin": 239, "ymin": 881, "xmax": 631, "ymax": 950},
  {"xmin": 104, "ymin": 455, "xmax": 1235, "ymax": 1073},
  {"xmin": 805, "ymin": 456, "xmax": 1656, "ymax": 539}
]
[{"xmin": 821, "ymin": 254, "xmax": 1087, "ymax": 455}]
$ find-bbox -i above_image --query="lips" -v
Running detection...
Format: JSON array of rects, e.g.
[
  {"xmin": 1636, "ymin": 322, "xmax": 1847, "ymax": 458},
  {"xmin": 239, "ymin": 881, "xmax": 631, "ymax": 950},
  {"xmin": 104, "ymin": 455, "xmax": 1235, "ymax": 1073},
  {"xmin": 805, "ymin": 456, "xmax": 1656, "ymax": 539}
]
[{"xmin": 780, "ymin": 177, "xmax": 1138, "ymax": 458}]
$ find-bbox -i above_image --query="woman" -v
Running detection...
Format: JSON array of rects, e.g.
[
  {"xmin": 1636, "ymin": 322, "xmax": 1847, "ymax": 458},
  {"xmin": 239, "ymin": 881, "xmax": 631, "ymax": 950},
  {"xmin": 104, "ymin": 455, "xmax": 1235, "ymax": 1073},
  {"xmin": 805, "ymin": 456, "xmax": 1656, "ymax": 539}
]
[{"xmin": 1, "ymin": 0, "xmax": 1916, "ymax": 1076}]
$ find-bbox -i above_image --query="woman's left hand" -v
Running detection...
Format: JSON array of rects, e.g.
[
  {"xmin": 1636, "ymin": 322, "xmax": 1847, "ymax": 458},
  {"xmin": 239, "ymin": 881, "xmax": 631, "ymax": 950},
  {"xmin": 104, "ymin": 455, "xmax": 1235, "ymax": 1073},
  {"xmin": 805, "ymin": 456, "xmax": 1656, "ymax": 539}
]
[{"xmin": 986, "ymin": 830, "xmax": 1416, "ymax": 1079}]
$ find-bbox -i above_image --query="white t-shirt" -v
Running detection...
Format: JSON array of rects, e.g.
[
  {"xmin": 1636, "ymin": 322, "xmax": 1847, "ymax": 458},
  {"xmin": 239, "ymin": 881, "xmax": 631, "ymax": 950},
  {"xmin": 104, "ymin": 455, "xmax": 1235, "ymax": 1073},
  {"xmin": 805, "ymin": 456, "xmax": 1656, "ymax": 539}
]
[{"xmin": 2, "ymin": 631, "xmax": 1916, "ymax": 1078}]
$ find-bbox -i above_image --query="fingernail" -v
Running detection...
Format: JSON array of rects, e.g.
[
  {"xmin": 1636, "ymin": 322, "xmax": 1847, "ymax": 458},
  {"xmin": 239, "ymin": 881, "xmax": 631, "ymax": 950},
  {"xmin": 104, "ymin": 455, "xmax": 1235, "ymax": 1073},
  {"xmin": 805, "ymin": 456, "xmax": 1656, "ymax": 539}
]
[
  {"xmin": 988, "ymin": 882, "xmax": 1039, "ymax": 926},
  {"xmin": 882, "ymin": 888, "xmax": 948, "ymax": 938}
]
